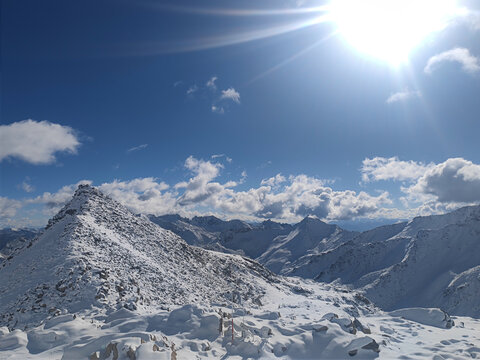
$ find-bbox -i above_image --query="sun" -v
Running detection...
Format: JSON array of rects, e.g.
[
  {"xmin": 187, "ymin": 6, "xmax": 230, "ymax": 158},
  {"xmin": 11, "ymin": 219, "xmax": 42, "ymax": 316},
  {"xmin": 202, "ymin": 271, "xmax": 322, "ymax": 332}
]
[{"xmin": 328, "ymin": 0, "xmax": 459, "ymax": 65}]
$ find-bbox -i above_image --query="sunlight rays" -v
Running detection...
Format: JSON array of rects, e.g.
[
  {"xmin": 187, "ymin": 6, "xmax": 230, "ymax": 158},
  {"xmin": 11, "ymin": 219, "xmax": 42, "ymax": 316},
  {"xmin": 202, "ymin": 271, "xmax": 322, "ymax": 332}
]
[
  {"xmin": 132, "ymin": 1, "xmax": 461, "ymax": 69},
  {"xmin": 246, "ymin": 31, "xmax": 339, "ymax": 85},
  {"xmin": 152, "ymin": 4, "xmax": 330, "ymax": 17},
  {"xmin": 129, "ymin": 15, "xmax": 330, "ymax": 55}
]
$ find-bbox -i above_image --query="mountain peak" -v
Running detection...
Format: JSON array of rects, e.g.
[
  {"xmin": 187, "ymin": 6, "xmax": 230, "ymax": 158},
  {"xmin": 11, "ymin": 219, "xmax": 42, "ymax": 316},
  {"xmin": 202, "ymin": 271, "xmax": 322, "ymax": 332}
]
[
  {"xmin": 73, "ymin": 183, "xmax": 98, "ymax": 196},
  {"xmin": 297, "ymin": 215, "xmax": 336, "ymax": 231}
]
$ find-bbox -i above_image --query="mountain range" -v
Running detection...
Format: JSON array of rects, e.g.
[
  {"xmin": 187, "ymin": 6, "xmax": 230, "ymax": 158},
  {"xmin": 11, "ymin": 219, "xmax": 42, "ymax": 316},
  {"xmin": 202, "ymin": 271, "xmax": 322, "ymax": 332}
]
[
  {"xmin": 149, "ymin": 206, "xmax": 480, "ymax": 317},
  {"xmin": 1, "ymin": 185, "xmax": 480, "ymax": 359}
]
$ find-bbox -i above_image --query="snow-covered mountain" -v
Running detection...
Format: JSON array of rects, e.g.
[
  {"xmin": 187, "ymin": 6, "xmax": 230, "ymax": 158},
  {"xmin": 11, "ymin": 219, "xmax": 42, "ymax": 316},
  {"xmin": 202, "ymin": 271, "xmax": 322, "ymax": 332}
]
[
  {"xmin": 2, "ymin": 185, "xmax": 480, "ymax": 359},
  {"xmin": 152, "ymin": 206, "xmax": 480, "ymax": 318},
  {"xmin": 289, "ymin": 206, "xmax": 480, "ymax": 317},
  {"xmin": 0, "ymin": 185, "xmax": 280, "ymax": 330},
  {"xmin": 148, "ymin": 214, "xmax": 294, "ymax": 259},
  {"xmin": 257, "ymin": 216, "xmax": 357, "ymax": 274},
  {"xmin": 148, "ymin": 214, "xmax": 252, "ymax": 248},
  {"xmin": 150, "ymin": 214, "xmax": 356, "ymax": 274}
]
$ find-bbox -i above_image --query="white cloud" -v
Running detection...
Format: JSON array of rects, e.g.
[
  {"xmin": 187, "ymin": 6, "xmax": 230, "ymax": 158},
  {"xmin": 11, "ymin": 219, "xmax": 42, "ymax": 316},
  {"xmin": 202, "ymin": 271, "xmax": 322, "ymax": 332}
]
[
  {"xmin": 98, "ymin": 178, "xmax": 175, "ymax": 216},
  {"xmin": 176, "ymin": 156, "xmax": 227, "ymax": 206},
  {"xmin": 10, "ymin": 155, "xmax": 480, "ymax": 228},
  {"xmin": 8, "ymin": 155, "xmax": 395, "ymax": 226},
  {"xmin": 404, "ymin": 158, "xmax": 480, "ymax": 204},
  {"xmin": 127, "ymin": 144, "xmax": 148, "ymax": 153},
  {"xmin": 206, "ymin": 76, "xmax": 218, "ymax": 89},
  {"xmin": 424, "ymin": 48, "xmax": 480, "ymax": 74},
  {"xmin": 220, "ymin": 88, "xmax": 241, "ymax": 103},
  {"xmin": 386, "ymin": 89, "xmax": 421, "ymax": 104},
  {"xmin": 361, "ymin": 157, "xmax": 433, "ymax": 182},
  {"xmin": 0, "ymin": 120, "xmax": 81, "ymax": 164},
  {"xmin": 216, "ymin": 174, "xmax": 390, "ymax": 221},
  {"xmin": 261, "ymin": 174, "xmax": 286, "ymax": 187}
]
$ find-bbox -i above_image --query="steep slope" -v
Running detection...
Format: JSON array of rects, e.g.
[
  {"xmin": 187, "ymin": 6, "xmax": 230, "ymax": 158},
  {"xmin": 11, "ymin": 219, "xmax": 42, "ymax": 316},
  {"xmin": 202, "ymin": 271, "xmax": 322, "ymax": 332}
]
[
  {"xmin": 258, "ymin": 216, "xmax": 358, "ymax": 274},
  {"xmin": 150, "ymin": 214, "xmax": 293, "ymax": 259},
  {"xmin": 220, "ymin": 220, "xmax": 294, "ymax": 259},
  {"xmin": 363, "ymin": 219, "xmax": 480, "ymax": 315},
  {"xmin": 148, "ymin": 214, "xmax": 221, "ymax": 246},
  {"xmin": 0, "ymin": 185, "xmax": 279, "ymax": 329}
]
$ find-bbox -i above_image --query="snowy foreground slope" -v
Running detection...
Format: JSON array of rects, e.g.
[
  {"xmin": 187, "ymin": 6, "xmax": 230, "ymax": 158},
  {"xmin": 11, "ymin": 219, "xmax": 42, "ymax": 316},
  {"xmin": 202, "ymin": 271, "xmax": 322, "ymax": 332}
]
[{"xmin": 1, "ymin": 185, "xmax": 480, "ymax": 359}]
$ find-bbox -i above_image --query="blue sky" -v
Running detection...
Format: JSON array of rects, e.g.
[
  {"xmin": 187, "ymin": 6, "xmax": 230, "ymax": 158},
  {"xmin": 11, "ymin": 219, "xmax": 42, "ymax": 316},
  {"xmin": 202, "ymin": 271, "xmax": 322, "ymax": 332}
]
[{"xmin": 2, "ymin": 0, "xmax": 480, "ymax": 229}]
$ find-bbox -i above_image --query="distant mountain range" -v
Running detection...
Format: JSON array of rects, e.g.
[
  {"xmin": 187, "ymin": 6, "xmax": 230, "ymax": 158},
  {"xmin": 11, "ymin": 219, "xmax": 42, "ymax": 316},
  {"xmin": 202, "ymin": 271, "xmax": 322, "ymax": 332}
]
[{"xmin": 149, "ymin": 207, "xmax": 480, "ymax": 317}]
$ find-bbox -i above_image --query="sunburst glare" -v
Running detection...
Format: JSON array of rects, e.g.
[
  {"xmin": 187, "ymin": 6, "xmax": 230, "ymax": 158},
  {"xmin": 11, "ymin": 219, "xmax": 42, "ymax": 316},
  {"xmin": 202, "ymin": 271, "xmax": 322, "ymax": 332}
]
[{"xmin": 328, "ymin": 0, "xmax": 460, "ymax": 65}]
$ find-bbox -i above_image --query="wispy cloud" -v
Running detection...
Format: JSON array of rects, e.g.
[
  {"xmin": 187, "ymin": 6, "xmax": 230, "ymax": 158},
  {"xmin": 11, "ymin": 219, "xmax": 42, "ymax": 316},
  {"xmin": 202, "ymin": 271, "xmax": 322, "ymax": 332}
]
[
  {"xmin": 211, "ymin": 154, "xmax": 232, "ymax": 163},
  {"xmin": 206, "ymin": 76, "xmax": 218, "ymax": 89},
  {"xmin": 211, "ymin": 105, "xmax": 225, "ymax": 114},
  {"xmin": 0, "ymin": 120, "xmax": 81, "ymax": 165},
  {"xmin": 18, "ymin": 178, "xmax": 35, "ymax": 193},
  {"xmin": 424, "ymin": 48, "xmax": 480, "ymax": 74},
  {"xmin": 220, "ymin": 88, "xmax": 241, "ymax": 103},
  {"xmin": 127, "ymin": 144, "xmax": 148, "ymax": 153},
  {"xmin": 184, "ymin": 76, "xmax": 241, "ymax": 114},
  {"xmin": 386, "ymin": 89, "xmax": 421, "ymax": 104},
  {"xmin": 186, "ymin": 84, "xmax": 198, "ymax": 95}
]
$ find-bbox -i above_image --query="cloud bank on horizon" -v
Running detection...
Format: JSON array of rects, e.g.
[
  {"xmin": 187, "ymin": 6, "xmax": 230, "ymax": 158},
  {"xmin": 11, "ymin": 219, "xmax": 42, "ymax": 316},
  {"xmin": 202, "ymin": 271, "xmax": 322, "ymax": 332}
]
[{"xmin": 3, "ymin": 148, "xmax": 480, "ymax": 228}]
